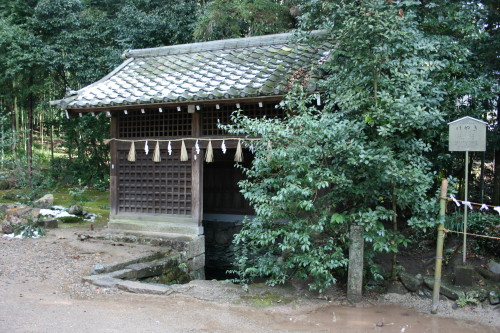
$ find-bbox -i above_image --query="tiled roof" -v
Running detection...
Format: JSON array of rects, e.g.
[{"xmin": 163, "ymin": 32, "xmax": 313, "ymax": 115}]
[{"xmin": 56, "ymin": 31, "xmax": 330, "ymax": 110}]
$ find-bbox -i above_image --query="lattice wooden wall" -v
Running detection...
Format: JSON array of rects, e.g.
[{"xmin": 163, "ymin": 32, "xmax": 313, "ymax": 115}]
[
  {"xmin": 117, "ymin": 148, "xmax": 192, "ymax": 215},
  {"xmin": 201, "ymin": 103, "xmax": 281, "ymax": 136},
  {"xmin": 114, "ymin": 102, "xmax": 281, "ymax": 217},
  {"xmin": 118, "ymin": 108, "xmax": 191, "ymax": 138}
]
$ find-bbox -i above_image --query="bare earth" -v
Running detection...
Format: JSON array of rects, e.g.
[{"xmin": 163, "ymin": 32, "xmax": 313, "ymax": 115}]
[{"xmin": 0, "ymin": 228, "xmax": 498, "ymax": 333}]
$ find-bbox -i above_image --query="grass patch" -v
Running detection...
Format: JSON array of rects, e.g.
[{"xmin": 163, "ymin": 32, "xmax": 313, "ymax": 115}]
[
  {"xmin": 240, "ymin": 291, "xmax": 293, "ymax": 307},
  {"xmin": 0, "ymin": 187, "xmax": 110, "ymax": 228},
  {"xmin": 53, "ymin": 187, "xmax": 110, "ymax": 228}
]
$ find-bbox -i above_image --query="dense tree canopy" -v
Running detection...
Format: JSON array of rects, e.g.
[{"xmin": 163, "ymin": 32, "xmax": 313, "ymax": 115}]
[
  {"xmin": 0, "ymin": 0, "xmax": 497, "ymax": 290},
  {"xmin": 226, "ymin": 0, "xmax": 499, "ymax": 290}
]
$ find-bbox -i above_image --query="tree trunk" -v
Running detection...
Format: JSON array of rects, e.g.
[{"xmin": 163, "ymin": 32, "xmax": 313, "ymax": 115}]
[
  {"xmin": 391, "ymin": 181, "xmax": 398, "ymax": 280},
  {"xmin": 11, "ymin": 97, "xmax": 17, "ymax": 162},
  {"xmin": 493, "ymin": 98, "xmax": 500, "ymax": 205},
  {"xmin": 28, "ymin": 86, "xmax": 34, "ymax": 187},
  {"xmin": 0, "ymin": 99, "xmax": 4, "ymax": 171}
]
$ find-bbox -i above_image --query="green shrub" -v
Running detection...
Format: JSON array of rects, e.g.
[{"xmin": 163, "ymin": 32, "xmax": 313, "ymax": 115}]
[
  {"xmin": 12, "ymin": 220, "xmax": 46, "ymax": 238},
  {"xmin": 446, "ymin": 211, "xmax": 499, "ymax": 256},
  {"xmin": 467, "ymin": 212, "xmax": 500, "ymax": 256}
]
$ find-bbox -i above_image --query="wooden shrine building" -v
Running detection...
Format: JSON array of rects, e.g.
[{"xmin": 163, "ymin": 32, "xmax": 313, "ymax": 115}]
[{"xmin": 53, "ymin": 31, "xmax": 330, "ymax": 238}]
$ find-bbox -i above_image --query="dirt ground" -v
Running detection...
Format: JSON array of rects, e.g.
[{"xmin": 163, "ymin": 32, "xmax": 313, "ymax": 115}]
[{"xmin": 0, "ymin": 228, "xmax": 498, "ymax": 333}]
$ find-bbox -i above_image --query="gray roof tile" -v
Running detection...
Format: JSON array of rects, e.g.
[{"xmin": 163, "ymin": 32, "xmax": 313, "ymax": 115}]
[{"xmin": 57, "ymin": 31, "xmax": 330, "ymax": 110}]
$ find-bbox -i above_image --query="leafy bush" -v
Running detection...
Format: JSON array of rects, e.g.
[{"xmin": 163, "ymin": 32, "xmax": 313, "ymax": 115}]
[
  {"xmin": 446, "ymin": 211, "xmax": 499, "ymax": 256},
  {"xmin": 456, "ymin": 295, "xmax": 479, "ymax": 308},
  {"xmin": 69, "ymin": 183, "xmax": 92, "ymax": 205},
  {"xmin": 12, "ymin": 220, "xmax": 46, "ymax": 238},
  {"xmin": 467, "ymin": 212, "xmax": 500, "ymax": 256}
]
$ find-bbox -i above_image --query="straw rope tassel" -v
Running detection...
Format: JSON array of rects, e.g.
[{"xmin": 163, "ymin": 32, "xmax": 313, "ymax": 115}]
[
  {"xmin": 127, "ymin": 142, "xmax": 136, "ymax": 162},
  {"xmin": 205, "ymin": 140, "xmax": 214, "ymax": 163},
  {"xmin": 234, "ymin": 139, "xmax": 243, "ymax": 162},
  {"xmin": 153, "ymin": 141, "xmax": 161, "ymax": 162},
  {"xmin": 180, "ymin": 140, "xmax": 189, "ymax": 161}
]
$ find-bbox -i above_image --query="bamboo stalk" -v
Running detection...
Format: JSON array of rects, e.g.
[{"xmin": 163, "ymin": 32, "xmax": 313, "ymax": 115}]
[{"xmin": 431, "ymin": 178, "xmax": 448, "ymax": 314}]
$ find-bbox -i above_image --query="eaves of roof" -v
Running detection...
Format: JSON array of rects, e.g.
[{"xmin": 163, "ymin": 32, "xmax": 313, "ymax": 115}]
[{"xmin": 54, "ymin": 31, "xmax": 331, "ymax": 111}]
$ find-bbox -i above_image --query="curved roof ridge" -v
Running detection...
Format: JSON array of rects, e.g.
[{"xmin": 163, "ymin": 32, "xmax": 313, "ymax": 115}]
[{"xmin": 122, "ymin": 30, "xmax": 326, "ymax": 59}]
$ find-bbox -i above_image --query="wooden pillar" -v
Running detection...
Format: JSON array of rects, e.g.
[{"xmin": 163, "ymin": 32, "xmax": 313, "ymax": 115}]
[
  {"xmin": 347, "ymin": 224, "xmax": 364, "ymax": 303},
  {"xmin": 109, "ymin": 114, "xmax": 119, "ymax": 216},
  {"xmin": 191, "ymin": 112, "xmax": 203, "ymax": 233}
]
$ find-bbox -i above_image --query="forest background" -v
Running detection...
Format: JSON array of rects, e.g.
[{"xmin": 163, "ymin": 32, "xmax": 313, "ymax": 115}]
[{"xmin": 0, "ymin": 0, "xmax": 498, "ymax": 290}]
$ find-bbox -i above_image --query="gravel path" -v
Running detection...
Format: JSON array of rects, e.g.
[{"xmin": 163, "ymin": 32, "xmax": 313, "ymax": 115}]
[{"xmin": 0, "ymin": 228, "xmax": 498, "ymax": 333}]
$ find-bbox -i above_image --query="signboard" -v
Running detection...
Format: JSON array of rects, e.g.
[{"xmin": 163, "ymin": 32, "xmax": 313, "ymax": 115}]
[{"xmin": 448, "ymin": 116, "xmax": 487, "ymax": 152}]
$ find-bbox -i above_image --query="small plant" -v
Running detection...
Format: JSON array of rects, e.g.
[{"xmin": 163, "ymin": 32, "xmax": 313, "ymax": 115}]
[
  {"xmin": 12, "ymin": 220, "xmax": 46, "ymax": 238},
  {"xmin": 69, "ymin": 183, "xmax": 92, "ymax": 205},
  {"xmin": 456, "ymin": 295, "xmax": 479, "ymax": 308}
]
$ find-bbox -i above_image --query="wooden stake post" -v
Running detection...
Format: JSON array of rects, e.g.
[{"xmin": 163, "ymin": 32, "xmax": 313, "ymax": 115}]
[{"xmin": 431, "ymin": 178, "xmax": 448, "ymax": 314}]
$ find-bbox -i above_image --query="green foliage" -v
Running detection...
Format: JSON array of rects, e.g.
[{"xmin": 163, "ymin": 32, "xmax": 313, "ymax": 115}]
[
  {"xmin": 193, "ymin": 0, "xmax": 293, "ymax": 41},
  {"xmin": 12, "ymin": 219, "xmax": 46, "ymax": 238},
  {"xmin": 225, "ymin": 0, "xmax": 497, "ymax": 291},
  {"xmin": 456, "ymin": 295, "xmax": 479, "ymax": 308},
  {"xmin": 59, "ymin": 116, "xmax": 110, "ymax": 187},
  {"xmin": 68, "ymin": 183, "xmax": 92, "ymax": 206},
  {"xmin": 57, "ymin": 215, "xmax": 84, "ymax": 223},
  {"xmin": 115, "ymin": 0, "xmax": 197, "ymax": 49},
  {"xmin": 446, "ymin": 211, "xmax": 499, "ymax": 256},
  {"xmin": 0, "ymin": 0, "xmax": 201, "ymax": 192}
]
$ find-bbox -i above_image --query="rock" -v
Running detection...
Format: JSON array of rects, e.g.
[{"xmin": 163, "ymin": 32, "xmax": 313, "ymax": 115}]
[
  {"xmin": 399, "ymin": 271, "xmax": 423, "ymax": 292},
  {"xmin": 38, "ymin": 218, "xmax": 58, "ymax": 229},
  {"xmin": 475, "ymin": 266, "xmax": 500, "ymax": 282},
  {"xmin": 33, "ymin": 194, "xmax": 54, "ymax": 209},
  {"xmin": 91, "ymin": 264, "xmax": 106, "ymax": 275},
  {"xmin": 2, "ymin": 206, "xmax": 41, "ymax": 233},
  {"xmin": 2, "ymin": 220, "xmax": 13, "ymax": 234},
  {"xmin": 489, "ymin": 291, "xmax": 500, "ymax": 305},
  {"xmin": 488, "ymin": 262, "xmax": 500, "ymax": 275},
  {"xmin": 68, "ymin": 205, "xmax": 83, "ymax": 216},
  {"xmin": 424, "ymin": 277, "xmax": 464, "ymax": 300},
  {"xmin": 387, "ymin": 281, "xmax": 407, "ymax": 295}
]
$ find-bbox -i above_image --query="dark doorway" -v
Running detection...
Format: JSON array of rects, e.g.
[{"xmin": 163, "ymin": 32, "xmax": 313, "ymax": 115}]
[{"xmin": 203, "ymin": 149, "xmax": 254, "ymax": 279}]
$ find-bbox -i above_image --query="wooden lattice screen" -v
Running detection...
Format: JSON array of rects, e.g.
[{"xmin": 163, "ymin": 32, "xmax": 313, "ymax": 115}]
[
  {"xmin": 201, "ymin": 103, "xmax": 281, "ymax": 136},
  {"xmin": 114, "ymin": 102, "xmax": 281, "ymax": 216},
  {"xmin": 118, "ymin": 108, "xmax": 192, "ymax": 138},
  {"xmin": 116, "ymin": 108, "xmax": 192, "ymax": 215},
  {"xmin": 117, "ymin": 149, "xmax": 192, "ymax": 215}
]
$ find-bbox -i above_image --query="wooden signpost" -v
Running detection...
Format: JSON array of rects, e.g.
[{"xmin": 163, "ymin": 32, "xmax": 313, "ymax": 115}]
[{"xmin": 448, "ymin": 116, "xmax": 487, "ymax": 264}]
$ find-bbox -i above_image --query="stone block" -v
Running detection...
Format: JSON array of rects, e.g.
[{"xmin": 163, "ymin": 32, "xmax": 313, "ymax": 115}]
[
  {"xmin": 117, "ymin": 280, "xmax": 171, "ymax": 295},
  {"xmin": 186, "ymin": 236, "xmax": 205, "ymax": 258},
  {"xmin": 108, "ymin": 268, "xmax": 136, "ymax": 280},
  {"xmin": 126, "ymin": 258, "xmax": 171, "ymax": 279},
  {"xmin": 81, "ymin": 275, "xmax": 120, "ymax": 288},
  {"xmin": 188, "ymin": 253, "xmax": 205, "ymax": 272},
  {"xmin": 454, "ymin": 265, "xmax": 474, "ymax": 287},
  {"xmin": 424, "ymin": 277, "xmax": 464, "ymax": 300}
]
